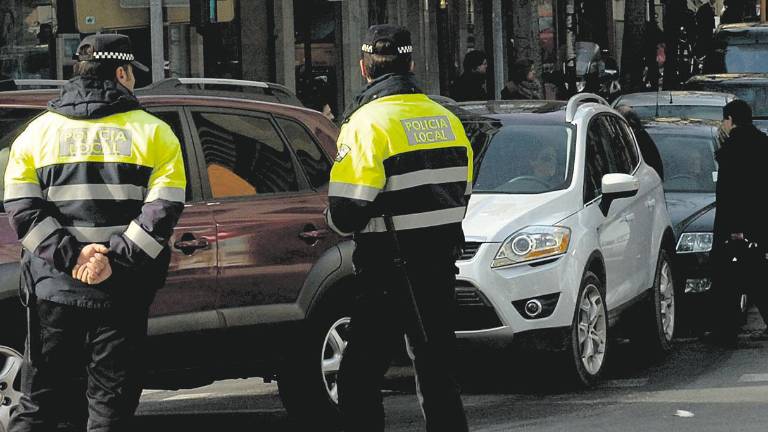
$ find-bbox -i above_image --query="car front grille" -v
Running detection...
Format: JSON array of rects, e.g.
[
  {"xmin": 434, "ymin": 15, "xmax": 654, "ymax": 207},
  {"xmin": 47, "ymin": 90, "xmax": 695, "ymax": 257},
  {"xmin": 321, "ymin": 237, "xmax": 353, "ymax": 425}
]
[
  {"xmin": 454, "ymin": 282, "xmax": 502, "ymax": 331},
  {"xmin": 458, "ymin": 242, "xmax": 481, "ymax": 260}
]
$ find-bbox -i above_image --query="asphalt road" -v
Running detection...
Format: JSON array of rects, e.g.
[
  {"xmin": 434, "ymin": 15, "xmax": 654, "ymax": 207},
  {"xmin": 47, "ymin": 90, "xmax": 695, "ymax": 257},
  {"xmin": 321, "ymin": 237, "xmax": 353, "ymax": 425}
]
[{"xmin": 136, "ymin": 308, "xmax": 768, "ymax": 431}]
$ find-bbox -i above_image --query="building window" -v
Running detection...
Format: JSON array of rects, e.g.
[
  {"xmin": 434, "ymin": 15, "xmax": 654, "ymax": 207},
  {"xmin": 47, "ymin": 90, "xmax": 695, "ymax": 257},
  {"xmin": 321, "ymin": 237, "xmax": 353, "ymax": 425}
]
[{"xmin": 0, "ymin": 1, "xmax": 54, "ymax": 79}]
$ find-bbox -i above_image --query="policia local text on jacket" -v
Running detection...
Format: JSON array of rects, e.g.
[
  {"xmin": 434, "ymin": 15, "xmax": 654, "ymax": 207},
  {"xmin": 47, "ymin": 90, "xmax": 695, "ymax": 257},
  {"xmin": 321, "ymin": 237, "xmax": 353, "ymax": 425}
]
[
  {"xmin": 3, "ymin": 38, "xmax": 185, "ymax": 431},
  {"xmin": 326, "ymin": 26, "xmax": 472, "ymax": 430}
]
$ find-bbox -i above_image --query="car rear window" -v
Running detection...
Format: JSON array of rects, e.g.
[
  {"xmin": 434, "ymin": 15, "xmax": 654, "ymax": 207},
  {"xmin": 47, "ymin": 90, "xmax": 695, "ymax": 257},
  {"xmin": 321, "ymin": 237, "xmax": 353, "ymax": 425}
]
[{"xmin": 630, "ymin": 105, "xmax": 724, "ymax": 121}]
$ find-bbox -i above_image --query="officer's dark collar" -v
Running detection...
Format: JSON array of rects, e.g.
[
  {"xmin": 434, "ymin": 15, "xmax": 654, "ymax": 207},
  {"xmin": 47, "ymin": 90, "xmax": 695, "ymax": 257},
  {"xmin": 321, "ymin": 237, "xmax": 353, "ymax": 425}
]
[
  {"xmin": 48, "ymin": 76, "xmax": 141, "ymax": 120},
  {"xmin": 341, "ymin": 73, "xmax": 423, "ymax": 123}
]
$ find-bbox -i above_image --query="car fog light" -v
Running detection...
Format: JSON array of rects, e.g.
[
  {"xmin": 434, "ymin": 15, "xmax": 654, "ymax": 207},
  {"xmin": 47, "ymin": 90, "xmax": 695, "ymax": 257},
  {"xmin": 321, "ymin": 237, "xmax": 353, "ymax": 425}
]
[
  {"xmin": 524, "ymin": 299, "xmax": 543, "ymax": 318},
  {"xmin": 685, "ymin": 278, "xmax": 712, "ymax": 294}
]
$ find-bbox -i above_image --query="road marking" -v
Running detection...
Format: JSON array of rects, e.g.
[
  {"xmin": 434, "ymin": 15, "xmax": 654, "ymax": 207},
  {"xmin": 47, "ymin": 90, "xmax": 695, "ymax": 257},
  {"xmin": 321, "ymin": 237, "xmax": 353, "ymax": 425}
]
[
  {"xmin": 599, "ymin": 378, "xmax": 649, "ymax": 388},
  {"xmin": 161, "ymin": 393, "xmax": 213, "ymax": 401},
  {"xmin": 739, "ymin": 374, "xmax": 768, "ymax": 383}
]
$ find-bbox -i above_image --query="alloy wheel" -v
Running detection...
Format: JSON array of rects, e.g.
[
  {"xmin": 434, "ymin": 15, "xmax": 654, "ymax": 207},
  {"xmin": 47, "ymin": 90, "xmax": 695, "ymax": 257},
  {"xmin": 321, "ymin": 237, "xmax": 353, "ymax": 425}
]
[
  {"xmin": 321, "ymin": 317, "xmax": 350, "ymax": 404},
  {"xmin": 578, "ymin": 284, "xmax": 607, "ymax": 376},
  {"xmin": 0, "ymin": 346, "xmax": 22, "ymax": 432},
  {"xmin": 659, "ymin": 260, "xmax": 675, "ymax": 342}
]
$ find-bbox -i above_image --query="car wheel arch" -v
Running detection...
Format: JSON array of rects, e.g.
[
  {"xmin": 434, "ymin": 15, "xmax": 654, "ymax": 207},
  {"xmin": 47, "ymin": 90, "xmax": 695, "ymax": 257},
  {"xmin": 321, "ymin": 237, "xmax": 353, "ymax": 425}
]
[
  {"xmin": 584, "ymin": 250, "xmax": 607, "ymax": 296},
  {"xmin": 299, "ymin": 240, "xmax": 357, "ymax": 319}
]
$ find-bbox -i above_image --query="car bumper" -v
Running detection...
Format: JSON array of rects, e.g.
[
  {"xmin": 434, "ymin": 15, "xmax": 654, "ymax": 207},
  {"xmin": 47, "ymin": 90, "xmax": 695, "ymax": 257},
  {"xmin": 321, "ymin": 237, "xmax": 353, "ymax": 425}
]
[{"xmin": 454, "ymin": 242, "xmax": 579, "ymax": 345}]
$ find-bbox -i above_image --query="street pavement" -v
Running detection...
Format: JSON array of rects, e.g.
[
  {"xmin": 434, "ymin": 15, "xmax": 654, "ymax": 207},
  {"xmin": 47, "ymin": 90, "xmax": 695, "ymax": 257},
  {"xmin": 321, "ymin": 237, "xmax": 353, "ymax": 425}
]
[{"xmin": 135, "ymin": 308, "xmax": 768, "ymax": 431}]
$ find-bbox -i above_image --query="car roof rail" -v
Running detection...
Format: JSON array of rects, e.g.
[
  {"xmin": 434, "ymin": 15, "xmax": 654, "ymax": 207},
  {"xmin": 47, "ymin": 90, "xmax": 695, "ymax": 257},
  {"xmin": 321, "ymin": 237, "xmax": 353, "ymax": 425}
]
[
  {"xmin": 0, "ymin": 79, "xmax": 66, "ymax": 91},
  {"xmin": 135, "ymin": 78, "xmax": 303, "ymax": 107},
  {"xmin": 565, "ymin": 93, "xmax": 609, "ymax": 122}
]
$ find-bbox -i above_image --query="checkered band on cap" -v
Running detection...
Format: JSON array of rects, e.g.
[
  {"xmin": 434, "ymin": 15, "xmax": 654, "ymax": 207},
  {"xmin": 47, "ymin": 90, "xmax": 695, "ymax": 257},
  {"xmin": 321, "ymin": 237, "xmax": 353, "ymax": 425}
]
[
  {"xmin": 361, "ymin": 43, "xmax": 413, "ymax": 55},
  {"xmin": 92, "ymin": 51, "xmax": 135, "ymax": 61}
]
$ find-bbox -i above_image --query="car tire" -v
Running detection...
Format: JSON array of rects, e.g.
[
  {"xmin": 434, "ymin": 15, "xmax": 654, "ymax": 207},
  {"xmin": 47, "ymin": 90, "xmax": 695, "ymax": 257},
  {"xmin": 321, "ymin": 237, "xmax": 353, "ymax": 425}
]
[
  {"xmin": 632, "ymin": 249, "xmax": 675, "ymax": 356},
  {"xmin": 565, "ymin": 270, "xmax": 609, "ymax": 387},
  {"xmin": 277, "ymin": 294, "xmax": 351, "ymax": 431},
  {"xmin": 0, "ymin": 345, "xmax": 23, "ymax": 432}
]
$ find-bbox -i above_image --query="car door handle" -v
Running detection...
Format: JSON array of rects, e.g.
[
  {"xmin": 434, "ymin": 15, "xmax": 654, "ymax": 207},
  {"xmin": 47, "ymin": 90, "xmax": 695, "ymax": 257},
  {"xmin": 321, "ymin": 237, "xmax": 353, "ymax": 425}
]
[
  {"xmin": 299, "ymin": 229, "xmax": 330, "ymax": 240},
  {"xmin": 624, "ymin": 213, "xmax": 635, "ymax": 222},
  {"xmin": 173, "ymin": 236, "xmax": 210, "ymax": 254}
]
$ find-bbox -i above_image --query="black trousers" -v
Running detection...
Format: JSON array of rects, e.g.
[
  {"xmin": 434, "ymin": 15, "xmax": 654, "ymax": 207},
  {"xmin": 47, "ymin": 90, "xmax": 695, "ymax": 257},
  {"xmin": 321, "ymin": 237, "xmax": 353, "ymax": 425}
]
[
  {"xmin": 712, "ymin": 247, "xmax": 768, "ymax": 335},
  {"xmin": 9, "ymin": 300, "xmax": 148, "ymax": 432},
  {"xmin": 337, "ymin": 256, "xmax": 468, "ymax": 432}
]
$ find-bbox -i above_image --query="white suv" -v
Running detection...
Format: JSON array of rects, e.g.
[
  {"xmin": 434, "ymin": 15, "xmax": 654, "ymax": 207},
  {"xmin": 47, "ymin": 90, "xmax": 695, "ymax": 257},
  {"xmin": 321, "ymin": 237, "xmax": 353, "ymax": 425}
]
[{"xmin": 453, "ymin": 94, "xmax": 677, "ymax": 386}]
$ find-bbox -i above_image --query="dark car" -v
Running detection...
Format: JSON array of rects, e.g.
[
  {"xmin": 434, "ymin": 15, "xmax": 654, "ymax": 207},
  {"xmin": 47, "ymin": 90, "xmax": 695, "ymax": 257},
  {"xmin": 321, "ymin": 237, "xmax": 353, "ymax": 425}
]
[
  {"xmin": 0, "ymin": 80, "xmax": 355, "ymax": 428},
  {"xmin": 644, "ymin": 118, "xmax": 748, "ymax": 332},
  {"xmin": 703, "ymin": 22, "xmax": 768, "ymax": 74},
  {"xmin": 684, "ymin": 73, "xmax": 768, "ymax": 133}
]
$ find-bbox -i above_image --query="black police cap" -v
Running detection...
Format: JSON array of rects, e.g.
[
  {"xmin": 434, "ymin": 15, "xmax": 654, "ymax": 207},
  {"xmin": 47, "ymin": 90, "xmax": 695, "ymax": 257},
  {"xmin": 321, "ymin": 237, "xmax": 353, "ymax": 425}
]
[
  {"xmin": 361, "ymin": 24, "xmax": 413, "ymax": 56},
  {"xmin": 75, "ymin": 33, "xmax": 149, "ymax": 72}
]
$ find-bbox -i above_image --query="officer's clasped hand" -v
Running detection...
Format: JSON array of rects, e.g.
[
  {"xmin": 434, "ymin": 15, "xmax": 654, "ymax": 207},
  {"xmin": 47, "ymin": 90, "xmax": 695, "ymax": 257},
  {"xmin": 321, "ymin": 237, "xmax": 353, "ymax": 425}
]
[{"xmin": 72, "ymin": 243, "xmax": 113, "ymax": 285}]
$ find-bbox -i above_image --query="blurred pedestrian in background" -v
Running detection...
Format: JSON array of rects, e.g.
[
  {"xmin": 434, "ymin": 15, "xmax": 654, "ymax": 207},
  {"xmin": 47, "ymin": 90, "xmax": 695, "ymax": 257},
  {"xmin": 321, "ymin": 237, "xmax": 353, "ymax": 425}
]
[
  {"xmin": 501, "ymin": 59, "xmax": 542, "ymax": 100},
  {"xmin": 450, "ymin": 50, "xmax": 488, "ymax": 102}
]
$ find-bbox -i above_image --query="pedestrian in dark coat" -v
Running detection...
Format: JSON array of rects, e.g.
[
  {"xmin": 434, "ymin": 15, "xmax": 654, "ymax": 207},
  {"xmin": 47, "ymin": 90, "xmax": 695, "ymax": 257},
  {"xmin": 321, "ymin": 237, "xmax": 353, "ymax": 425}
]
[
  {"xmin": 501, "ymin": 59, "xmax": 542, "ymax": 100},
  {"xmin": 710, "ymin": 100, "xmax": 768, "ymax": 344},
  {"xmin": 695, "ymin": 0, "xmax": 716, "ymax": 56},
  {"xmin": 450, "ymin": 50, "xmax": 488, "ymax": 102},
  {"xmin": 617, "ymin": 105, "xmax": 665, "ymax": 179}
]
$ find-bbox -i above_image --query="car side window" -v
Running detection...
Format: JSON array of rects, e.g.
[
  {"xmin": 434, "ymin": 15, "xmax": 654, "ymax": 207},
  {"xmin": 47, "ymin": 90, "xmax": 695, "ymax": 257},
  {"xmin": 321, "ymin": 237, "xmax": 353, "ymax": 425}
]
[
  {"xmin": 192, "ymin": 111, "xmax": 300, "ymax": 198},
  {"xmin": 148, "ymin": 110, "xmax": 194, "ymax": 202},
  {"xmin": 585, "ymin": 116, "xmax": 614, "ymax": 203},
  {"xmin": 276, "ymin": 117, "xmax": 332, "ymax": 190}
]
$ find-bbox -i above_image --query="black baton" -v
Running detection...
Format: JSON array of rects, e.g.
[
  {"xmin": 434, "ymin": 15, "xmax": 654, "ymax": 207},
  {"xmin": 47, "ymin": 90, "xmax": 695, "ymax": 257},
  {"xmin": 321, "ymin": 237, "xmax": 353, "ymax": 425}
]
[{"xmin": 383, "ymin": 215, "xmax": 428, "ymax": 346}]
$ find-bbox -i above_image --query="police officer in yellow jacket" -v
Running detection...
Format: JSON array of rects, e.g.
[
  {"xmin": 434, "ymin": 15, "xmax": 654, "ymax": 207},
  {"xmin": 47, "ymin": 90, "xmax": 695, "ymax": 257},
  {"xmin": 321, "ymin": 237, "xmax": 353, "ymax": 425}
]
[
  {"xmin": 327, "ymin": 24, "xmax": 471, "ymax": 432},
  {"xmin": 3, "ymin": 34, "xmax": 185, "ymax": 432}
]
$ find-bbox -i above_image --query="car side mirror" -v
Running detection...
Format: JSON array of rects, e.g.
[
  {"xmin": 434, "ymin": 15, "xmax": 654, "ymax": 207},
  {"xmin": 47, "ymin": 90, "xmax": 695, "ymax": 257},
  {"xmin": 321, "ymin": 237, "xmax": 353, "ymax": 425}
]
[{"xmin": 600, "ymin": 173, "xmax": 639, "ymax": 215}]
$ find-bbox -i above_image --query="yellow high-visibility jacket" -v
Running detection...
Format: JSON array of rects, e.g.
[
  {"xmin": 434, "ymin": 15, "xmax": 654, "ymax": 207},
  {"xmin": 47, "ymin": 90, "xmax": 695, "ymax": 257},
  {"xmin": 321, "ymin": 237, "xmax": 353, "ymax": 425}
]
[
  {"xmin": 326, "ymin": 93, "xmax": 472, "ymax": 237},
  {"xmin": 3, "ymin": 107, "xmax": 186, "ymax": 306}
]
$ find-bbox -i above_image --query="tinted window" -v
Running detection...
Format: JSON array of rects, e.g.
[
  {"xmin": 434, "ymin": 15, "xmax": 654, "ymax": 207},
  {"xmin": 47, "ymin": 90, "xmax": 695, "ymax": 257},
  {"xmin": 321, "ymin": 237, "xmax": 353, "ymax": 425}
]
[
  {"xmin": 193, "ymin": 112, "xmax": 299, "ymax": 198},
  {"xmin": 0, "ymin": 108, "xmax": 45, "ymax": 210},
  {"xmin": 149, "ymin": 110, "xmax": 193, "ymax": 201},
  {"xmin": 723, "ymin": 45, "xmax": 768, "ymax": 73},
  {"xmin": 585, "ymin": 117, "xmax": 614, "ymax": 202},
  {"xmin": 687, "ymin": 84, "xmax": 768, "ymax": 118},
  {"xmin": 609, "ymin": 117, "xmax": 640, "ymax": 171},
  {"xmin": 473, "ymin": 125, "xmax": 572, "ymax": 194},
  {"xmin": 276, "ymin": 118, "xmax": 331, "ymax": 189}
]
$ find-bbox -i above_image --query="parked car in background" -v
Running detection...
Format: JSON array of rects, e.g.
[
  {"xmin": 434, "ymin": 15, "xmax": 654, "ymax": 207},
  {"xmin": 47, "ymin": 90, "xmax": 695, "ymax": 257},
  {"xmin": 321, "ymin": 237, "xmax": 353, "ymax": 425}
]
[
  {"xmin": 611, "ymin": 91, "xmax": 736, "ymax": 121},
  {"xmin": 703, "ymin": 22, "xmax": 768, "ymax": 74},
  {"xmin": 0, "ymin": 80, "xmax": 355, "ymax": 430},
  {"xmin": 684, "ymin": 73, "xmax": 768, "ymax": 133},
  {"xmin": 451, "ymin": 95, "xmax": 677, "ymax": 386},
  {"xmin": 643, "ymin": 118, "xmax": 747, "ymax": 332}
]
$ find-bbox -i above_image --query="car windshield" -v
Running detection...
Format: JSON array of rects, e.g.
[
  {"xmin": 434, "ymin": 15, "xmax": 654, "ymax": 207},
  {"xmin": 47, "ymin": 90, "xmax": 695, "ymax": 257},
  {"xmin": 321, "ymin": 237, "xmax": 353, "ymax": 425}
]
[
  {"xmin": 474, "ymin": 125, "xmax": 572, "ymax": 194},
  {"xmin": 629, "ymin": 105, "xmax": 724, "ymax": 121},
  {"xmin": 723, "ymin": 45, "xmax": 768, "ymax": 73},
  {"xmin": 647, "ymin": 132, "xmax": 717, "ymax": 193}
]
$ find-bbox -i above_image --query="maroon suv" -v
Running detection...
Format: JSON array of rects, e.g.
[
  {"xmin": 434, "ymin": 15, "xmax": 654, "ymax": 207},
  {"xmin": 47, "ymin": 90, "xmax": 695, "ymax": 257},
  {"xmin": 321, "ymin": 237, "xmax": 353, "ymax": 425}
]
[{"xmin": 0, "ymin": 82, "xmax": 356, "ymax": 428}]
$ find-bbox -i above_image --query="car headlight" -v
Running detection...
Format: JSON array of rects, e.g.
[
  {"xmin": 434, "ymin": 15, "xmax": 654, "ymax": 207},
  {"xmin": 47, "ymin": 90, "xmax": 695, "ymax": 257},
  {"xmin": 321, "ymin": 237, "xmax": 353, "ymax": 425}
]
[
  {"xmin": 492, "ymin": 226, "xmax": 571, "ymax": 268},
  {"xmin": 676, "ymin": 232, "xmax": 713, "ymax": 253}
]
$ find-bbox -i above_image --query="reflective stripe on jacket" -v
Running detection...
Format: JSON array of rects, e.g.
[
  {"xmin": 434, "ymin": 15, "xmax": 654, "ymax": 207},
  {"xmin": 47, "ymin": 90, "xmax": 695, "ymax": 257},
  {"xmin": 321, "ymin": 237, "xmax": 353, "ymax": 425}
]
[
  {"xmin": 327, "ymin": 93, "xmax": 472, "ymax": 237},
  {"xmin": 3, "ymin": 109, "xmax": 186, "ymax": 295}
]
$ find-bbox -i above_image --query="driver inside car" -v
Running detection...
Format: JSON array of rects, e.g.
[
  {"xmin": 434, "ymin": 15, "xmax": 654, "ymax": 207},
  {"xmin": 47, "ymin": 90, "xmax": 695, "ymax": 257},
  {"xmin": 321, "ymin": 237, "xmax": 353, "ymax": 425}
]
[{"xmin": 529, "ymin": 144, "xmax": 561, "ymax": 186}]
